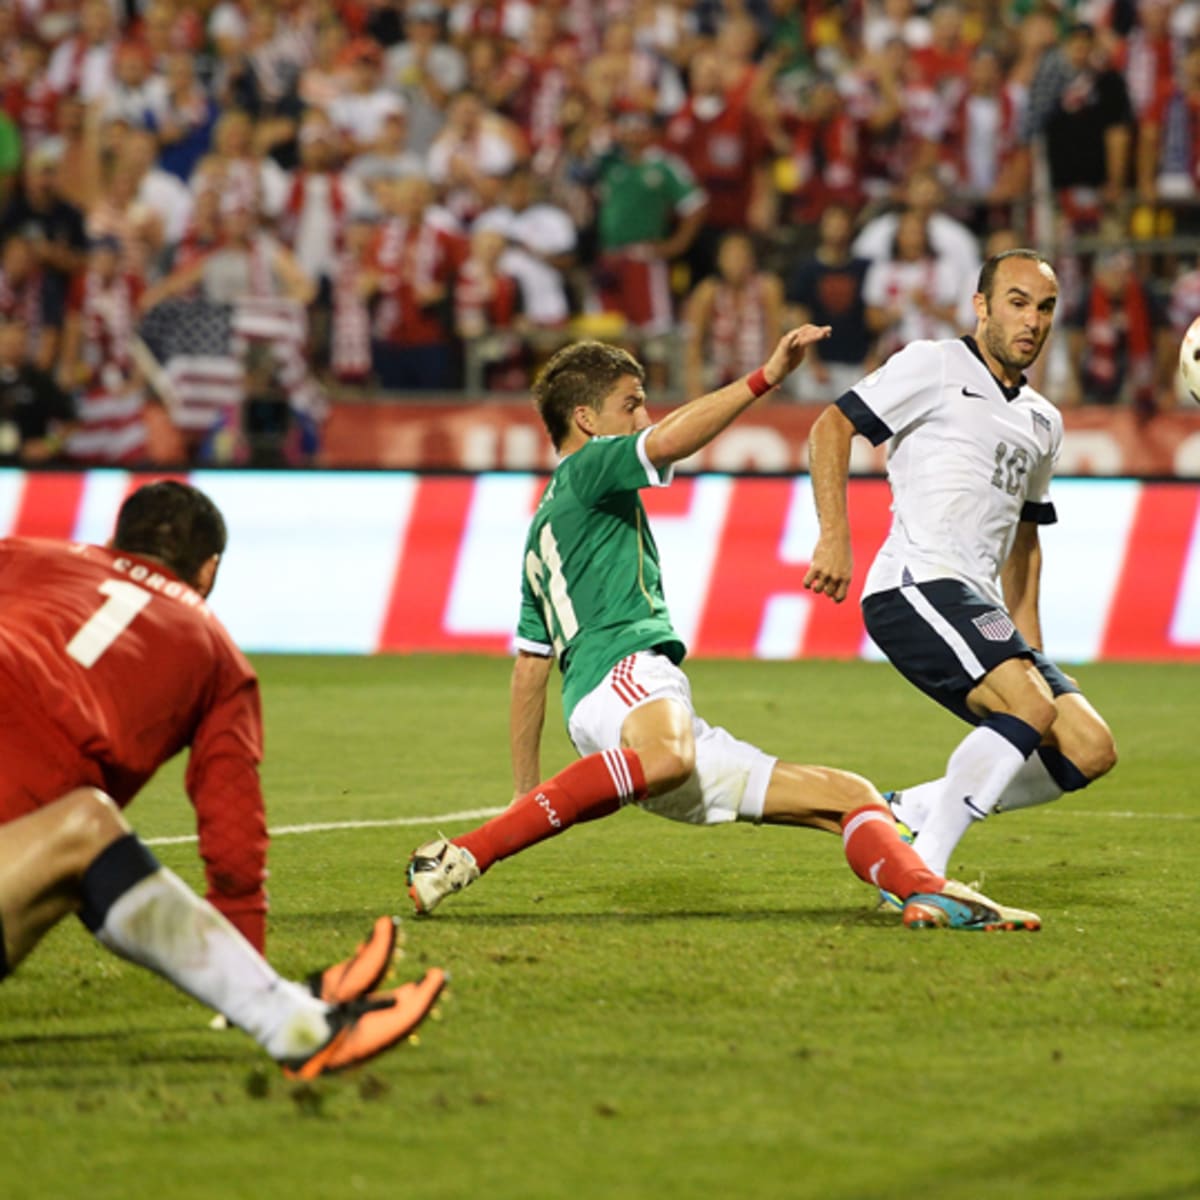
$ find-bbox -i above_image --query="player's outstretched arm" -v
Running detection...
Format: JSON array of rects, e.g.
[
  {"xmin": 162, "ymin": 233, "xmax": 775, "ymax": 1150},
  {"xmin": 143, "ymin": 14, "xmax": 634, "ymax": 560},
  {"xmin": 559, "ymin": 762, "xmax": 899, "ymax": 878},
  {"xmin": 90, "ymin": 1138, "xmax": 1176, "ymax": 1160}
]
[
  {"xmin": 644, "ymin": 324, "xmax": 831, "ymax": 469},
  {"xmin": 804, "ymin": 404, "xmax": 857, "ymax": 604},
  {"xmin": 510, "ymin": 650, "xmax": 555, "ymax": 799}
]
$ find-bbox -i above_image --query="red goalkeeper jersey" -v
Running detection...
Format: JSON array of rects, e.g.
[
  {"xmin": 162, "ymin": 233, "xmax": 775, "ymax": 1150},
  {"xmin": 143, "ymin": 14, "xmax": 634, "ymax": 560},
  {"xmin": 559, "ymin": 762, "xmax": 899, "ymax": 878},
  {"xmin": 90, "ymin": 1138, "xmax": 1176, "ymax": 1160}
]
[{"xmin": 0, "ymin": 537, "xmax": 268, "ymax": 950}]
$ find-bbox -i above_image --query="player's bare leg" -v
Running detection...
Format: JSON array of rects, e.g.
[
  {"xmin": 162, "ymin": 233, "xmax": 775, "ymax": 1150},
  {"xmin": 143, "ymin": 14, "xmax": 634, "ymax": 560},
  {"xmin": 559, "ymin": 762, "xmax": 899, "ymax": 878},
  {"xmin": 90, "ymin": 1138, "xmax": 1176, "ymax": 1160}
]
[{"xmin": 0, "ymin": 788, "xmax": 129, "ymax": 970}]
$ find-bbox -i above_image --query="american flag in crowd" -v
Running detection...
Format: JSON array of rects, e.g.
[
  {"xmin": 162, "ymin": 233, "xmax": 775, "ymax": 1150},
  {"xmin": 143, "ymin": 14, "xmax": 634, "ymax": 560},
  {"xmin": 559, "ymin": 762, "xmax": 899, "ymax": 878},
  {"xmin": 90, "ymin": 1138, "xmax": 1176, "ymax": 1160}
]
[
  {"xmin": 137, "ymin": 295, "xmax": 326, "ymax": 451},
  {"xmin": 138, "ymin": 296, "xmax": 243, "ymax": 434}
]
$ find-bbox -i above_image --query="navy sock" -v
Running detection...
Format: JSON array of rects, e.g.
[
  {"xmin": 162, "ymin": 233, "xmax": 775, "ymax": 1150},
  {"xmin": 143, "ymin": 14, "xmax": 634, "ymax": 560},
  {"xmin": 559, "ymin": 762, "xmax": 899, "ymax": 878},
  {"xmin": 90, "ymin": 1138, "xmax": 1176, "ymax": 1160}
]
[
  {"xmin": 79, "ymin": 835, "xmax": 161, "ymax": 933},
  {"xmin": 1037, "ymin": 747, "xmax": 1090, "ymax": 792}
]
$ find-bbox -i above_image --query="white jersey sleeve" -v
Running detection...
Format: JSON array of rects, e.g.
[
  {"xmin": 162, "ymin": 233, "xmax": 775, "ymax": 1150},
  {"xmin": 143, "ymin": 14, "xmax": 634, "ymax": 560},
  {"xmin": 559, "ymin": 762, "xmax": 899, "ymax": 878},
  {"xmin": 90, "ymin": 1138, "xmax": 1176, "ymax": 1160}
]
[{"xmin": 837, "ymin": 340, "xmax": 944, "ymax": 446}]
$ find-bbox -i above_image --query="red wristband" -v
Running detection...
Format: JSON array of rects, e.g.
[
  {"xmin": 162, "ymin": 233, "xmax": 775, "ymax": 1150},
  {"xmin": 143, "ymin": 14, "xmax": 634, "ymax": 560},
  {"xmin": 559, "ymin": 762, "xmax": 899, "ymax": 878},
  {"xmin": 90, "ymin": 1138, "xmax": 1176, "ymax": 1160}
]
[{"xmin": 747, "ymin": 367, "xmax": 772, "ymax": 398}]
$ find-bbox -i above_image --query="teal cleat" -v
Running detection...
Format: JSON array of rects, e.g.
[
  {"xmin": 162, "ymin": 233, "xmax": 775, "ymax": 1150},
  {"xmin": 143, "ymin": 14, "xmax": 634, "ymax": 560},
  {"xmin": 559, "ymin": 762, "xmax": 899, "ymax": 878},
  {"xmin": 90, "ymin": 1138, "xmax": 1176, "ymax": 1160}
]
[{"xmin": 902, "ymin": 880, "xmax": 1041, "ymax": 932}]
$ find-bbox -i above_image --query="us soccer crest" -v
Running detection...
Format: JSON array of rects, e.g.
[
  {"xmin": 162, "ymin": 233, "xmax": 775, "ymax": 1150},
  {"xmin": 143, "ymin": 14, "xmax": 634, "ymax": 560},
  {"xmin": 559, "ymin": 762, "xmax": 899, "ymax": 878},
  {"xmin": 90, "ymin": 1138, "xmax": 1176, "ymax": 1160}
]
[{"xmin": 972, "ymin": 609, "xmax": 1015, "ymax": 642}]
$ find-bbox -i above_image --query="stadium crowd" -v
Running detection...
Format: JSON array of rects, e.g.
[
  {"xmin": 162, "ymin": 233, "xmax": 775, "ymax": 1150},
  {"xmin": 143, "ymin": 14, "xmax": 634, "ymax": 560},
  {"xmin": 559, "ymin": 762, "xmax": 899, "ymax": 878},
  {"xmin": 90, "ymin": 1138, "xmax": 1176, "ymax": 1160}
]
[{"xmin": 0, "ymin": 0, "xmax": 1197, "ymax": 465}]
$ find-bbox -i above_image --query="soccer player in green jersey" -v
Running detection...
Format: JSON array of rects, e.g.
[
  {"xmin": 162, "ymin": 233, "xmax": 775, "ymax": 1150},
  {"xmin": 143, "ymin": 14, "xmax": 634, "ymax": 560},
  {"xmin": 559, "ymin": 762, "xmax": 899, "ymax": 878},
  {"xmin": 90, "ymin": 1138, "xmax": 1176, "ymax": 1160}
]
[{"xmin": 407, "ymin": 330, "xmax": 1042, "ymax": 932}]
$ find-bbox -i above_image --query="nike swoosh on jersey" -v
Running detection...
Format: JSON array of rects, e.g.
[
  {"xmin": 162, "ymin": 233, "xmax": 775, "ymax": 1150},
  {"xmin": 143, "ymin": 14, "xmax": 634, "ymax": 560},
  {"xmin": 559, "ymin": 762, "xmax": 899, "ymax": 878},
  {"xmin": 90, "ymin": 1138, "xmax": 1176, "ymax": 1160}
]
[{"xmin": 961, "ymin": 386, "xmax": 988, "ymax": 399}]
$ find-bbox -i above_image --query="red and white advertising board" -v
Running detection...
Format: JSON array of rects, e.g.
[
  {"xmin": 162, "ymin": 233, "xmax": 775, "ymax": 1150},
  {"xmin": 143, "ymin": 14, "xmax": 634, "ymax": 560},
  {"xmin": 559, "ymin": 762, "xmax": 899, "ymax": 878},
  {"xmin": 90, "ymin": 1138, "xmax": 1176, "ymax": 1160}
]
[{"xmin": 1, "ymin": 470, "xmax": 1197, "ymax": 662}]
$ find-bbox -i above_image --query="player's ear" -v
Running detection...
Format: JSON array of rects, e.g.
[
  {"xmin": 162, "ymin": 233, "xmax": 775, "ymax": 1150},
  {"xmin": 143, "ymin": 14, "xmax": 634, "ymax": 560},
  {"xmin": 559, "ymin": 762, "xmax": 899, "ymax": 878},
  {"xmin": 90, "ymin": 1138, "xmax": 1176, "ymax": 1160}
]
[
  {"xmin": 194, "ymin": 554, "xmax": 220, "ymax": 598},
  {"xmin": 573, "ymin": 404, "xmax": 597, "ymax": 437},
  {"xmin": 972, "ymin": 291, "xmax": 988, "ymax": 324}
]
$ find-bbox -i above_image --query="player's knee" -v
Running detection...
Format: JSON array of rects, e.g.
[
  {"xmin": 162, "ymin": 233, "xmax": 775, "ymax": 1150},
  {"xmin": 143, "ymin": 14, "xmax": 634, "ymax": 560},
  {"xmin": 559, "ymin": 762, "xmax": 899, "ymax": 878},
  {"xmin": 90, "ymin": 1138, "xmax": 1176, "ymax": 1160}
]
[
  {"xmin": 1073, "ymin": 729, "xmax": 1118, "ymax": 781},
  {"xmin": 1022, "ymin": 694, "xmax": 1059, "ymax": 734},
  {"xmin": 58, "ymin": 788, "xmax": 128, "ymax": 867},
  {"xmin": 826, "ymin": 768, "xmax": 883, "ymax": 814},
  {"xmin": 641, "ymin": 742, "xmax": 696, "ymax": 795}
]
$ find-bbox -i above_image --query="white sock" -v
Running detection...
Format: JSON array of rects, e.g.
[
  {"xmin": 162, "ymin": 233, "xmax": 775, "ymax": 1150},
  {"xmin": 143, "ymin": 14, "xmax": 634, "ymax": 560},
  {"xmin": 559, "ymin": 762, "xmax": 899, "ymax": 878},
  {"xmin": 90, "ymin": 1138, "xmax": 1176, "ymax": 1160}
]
[
  {"xmin": 993, "ymin": 752, "xmax": 1064, "ymax": 813},
  {"xmin": 911, "ymin": 725, "xmax": 1033, "ymax": 876},
  {"xmin": 95, "ymin": 868, "xmax": 332, "ymax": 1062},
  {"xmin": 895, "ymin": 750, "xmax": 1064, "ymax": 828}
]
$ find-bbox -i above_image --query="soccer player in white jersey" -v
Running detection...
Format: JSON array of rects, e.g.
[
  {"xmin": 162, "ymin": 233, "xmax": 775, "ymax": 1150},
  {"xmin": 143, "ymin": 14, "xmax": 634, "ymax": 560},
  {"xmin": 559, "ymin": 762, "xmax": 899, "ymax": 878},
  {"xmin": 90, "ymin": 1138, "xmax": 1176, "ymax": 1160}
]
[
  {"xmin": 803, "ymin": 249, "xmax": 1117, "ymax": 882},
  {"xmin": 406, "ymin": 327, "xmax": 1042, "ymax": 932}
]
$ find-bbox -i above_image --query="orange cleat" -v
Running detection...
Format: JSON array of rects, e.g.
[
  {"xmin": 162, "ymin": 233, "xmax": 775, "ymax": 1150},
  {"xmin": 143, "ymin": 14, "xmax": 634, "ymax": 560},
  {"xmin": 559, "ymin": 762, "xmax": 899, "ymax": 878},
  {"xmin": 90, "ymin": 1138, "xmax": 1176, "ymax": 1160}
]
[
  {"xmin": 307, "ymin": 915, "xmax": 400, "ymax": 1004},
  {"xmin": 284, "ymin": 967, "xmax": 448, "ymax": 1081}
]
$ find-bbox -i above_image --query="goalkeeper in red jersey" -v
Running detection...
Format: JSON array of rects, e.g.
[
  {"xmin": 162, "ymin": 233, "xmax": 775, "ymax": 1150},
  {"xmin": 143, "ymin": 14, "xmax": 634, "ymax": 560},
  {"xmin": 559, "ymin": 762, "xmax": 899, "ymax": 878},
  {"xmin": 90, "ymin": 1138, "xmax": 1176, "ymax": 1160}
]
[
  {"xmin": 406, "ymin": 329, "xmax": 1043, "ymax": 931},
  {"xmin": 0, "ymin": 481, "xmax": 444, "ymax": 1076}
]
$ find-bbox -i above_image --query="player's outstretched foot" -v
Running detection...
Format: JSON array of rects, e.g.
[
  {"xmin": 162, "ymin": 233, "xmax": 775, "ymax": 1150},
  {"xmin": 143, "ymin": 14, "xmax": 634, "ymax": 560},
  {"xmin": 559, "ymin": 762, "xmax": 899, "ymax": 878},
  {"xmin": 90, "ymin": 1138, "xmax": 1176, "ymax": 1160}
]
[
  {"xmin": 307, "ymin": 915, "xmax": 399, "ymax": 1004},
  {"xmin": 902, "ymin": 879, "xmax": 1041, "ymax": 932},
  {"xmin": 283, "ymin": 968, "xmax": 448, "ymax": 1081},
  {"xmin": 406, "ymin": 839, "xmax": 479, "ymax": 914}
]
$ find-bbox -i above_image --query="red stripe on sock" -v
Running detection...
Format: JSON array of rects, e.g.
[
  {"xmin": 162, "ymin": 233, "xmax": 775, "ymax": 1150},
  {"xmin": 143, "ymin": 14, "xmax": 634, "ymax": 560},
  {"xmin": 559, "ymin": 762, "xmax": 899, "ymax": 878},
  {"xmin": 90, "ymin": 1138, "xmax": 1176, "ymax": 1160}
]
[
  {"xmin": 455, "ymin": 750, "xmax": 647, "ymax": 872},
  {"xmin": 841, "ymin": 804, "xmax": 944, "ymax": 899}
]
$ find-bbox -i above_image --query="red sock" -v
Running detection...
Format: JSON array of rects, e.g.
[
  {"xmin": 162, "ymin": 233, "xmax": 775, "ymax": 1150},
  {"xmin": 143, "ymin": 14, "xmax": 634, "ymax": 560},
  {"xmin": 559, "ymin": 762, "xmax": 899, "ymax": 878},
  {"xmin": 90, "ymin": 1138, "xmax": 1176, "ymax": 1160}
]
[
  {"xmin": 454, "ymin": 749, "xmax": 647, "ymax": 873},
  {"xmin": 841, "ymin": 805, "xmax": 944, "ymax": 899}
]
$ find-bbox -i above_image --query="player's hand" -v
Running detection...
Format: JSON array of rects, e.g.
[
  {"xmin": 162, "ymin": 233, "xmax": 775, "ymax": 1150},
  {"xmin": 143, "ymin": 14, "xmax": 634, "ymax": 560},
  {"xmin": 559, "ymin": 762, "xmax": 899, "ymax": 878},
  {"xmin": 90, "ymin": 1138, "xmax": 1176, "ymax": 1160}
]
[
  {"xmin": 764, "ymin": 325, "xmax": 832, "ymax": 387},
  {"xmin": 803, "ymin": 533, "xmax": 853, "ymax": 603}
]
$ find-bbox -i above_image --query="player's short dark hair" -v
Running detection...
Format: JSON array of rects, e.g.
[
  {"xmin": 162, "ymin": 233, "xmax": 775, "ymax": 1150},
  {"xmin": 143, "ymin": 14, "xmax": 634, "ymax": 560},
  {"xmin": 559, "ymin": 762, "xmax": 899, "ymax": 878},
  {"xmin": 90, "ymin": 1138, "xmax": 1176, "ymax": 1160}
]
[
  {"xmin": 532, "ymin": 341, "xmax": 645, "ymax": 450},
  {"xmin": 977, "ymin": 249, "xmax": 1056, "ymax": 303},
  {"xmin": 113, "ymin": 481, "xmax": 227, "ymax": 585}
]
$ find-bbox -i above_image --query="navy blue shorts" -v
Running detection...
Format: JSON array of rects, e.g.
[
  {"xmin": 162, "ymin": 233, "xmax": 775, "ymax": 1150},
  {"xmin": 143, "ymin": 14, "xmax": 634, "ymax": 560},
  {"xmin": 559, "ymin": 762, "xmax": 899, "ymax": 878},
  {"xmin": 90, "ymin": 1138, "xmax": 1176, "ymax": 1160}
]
[{"xmin": 861, "ymin": 579, "xmax": 1080, "ymax": 725}]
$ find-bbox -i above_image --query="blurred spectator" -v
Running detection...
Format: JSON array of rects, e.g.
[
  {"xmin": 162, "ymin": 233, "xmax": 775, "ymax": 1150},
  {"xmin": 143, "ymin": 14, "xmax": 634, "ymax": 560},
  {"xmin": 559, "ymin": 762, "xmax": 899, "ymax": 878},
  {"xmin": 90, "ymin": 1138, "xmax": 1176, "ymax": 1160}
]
[
  {"xmin": 330, "ymin": 210, "xmax": 375, "ymax": 385},
  {"xmin": 1112, "ymin": 0, "xmax": 1180, "ymax": 122},
  {"xmin": 427, "ymin": 89, "xmax": 526, "ymax": 223},
  {"xmin": 101, "ymin": 40, "xmax": 161, "ymax": 128},
  {"xmin": 863, "ymin": 208, "xmax": 961, "ymax": 358},
  {"xmin": 848, "ymin": 37, "xmax": 933, "ymax": 197},
  {"xmin": 299, "ymin": 22, "xmax": 351, "ymax": 110},
  {"xmin": 3, "ymin": 38, "xmax": 57, "ymax": 155},
  {"xmin": 117, "ymin": 126, "xmax": 194, "ymax": 250},
  {"xmin": 268, "ymin": 108, "xmax": 368, "ymax": 367},
  {"xmin": 682, "ymin": 231, "xmax": 783, "ymax": 399},
  {"xmin": 0, "ymin": 316, "xmax": 75, "ymax": 464},
  {"xmin": 448, "ymin": 1, "xmax": 534, "ymax": 49},
  {"xmin": 150, "ymin": 51, "xmax": 218, "ymax": 183},
  {"xmin": 590, "ymin": 102, "xmax": 706, "ymax": 335},
  {"xmin": 45, "ymin": 0, "xmax": 115, "ymax": 103},
  {"xmin": 584, "ymin": 16, "xmax": 685, "ymax": 117},
  {"xmin": 785, "ymin": 203, "xmax": 873, "ymax": 403},
  {"xmin": 778, "ymin": 74, "xmax": 864, "ymax": 227},
  {"xmin": 0, "ymin": 232, "xmax": 59, "ymax": 370},
  {"xmin": 0, "ymin": 138, "xmax": 87, "ymax": 319},
  {"xmin": 364, "ymin": 175, "xmax": 464, "ymax": 389},
  {"xmin": 1067, "ymin": 247, "xmax": 1162, "ymax": 414},
  {"xmin": 911, "ymin": 2, "xmax": 974, "ymax": 108},
  {"xmin": 475, "ymin": 164, "xmax": 576, "ymax": 328},
  {"xmin": 384, "ymin": 1, "xmax": 467, "ymax": 157},
  {"xmin": 454, "ymin": 223, "xmax": 525, "ymax": 388},
  {"xmin": 946, "ymin": 48, "xmax": 1024, "ymax": 219},
  {"xmin": 0, "ymin": 112, "xmax": 18, "ymax": 206},
  {"xmin": 1018, "ymin": 22, "xmax": 1134, "ymax": 226},
  {"xmin": 665, "ymin": 45, "xmax": 773, "ymax": 284},
  {"xmin": 346, "ymin": 103, "xmax": 425, "ymax": 192},
  {"xmin": 191, "ymin": 110, "xmax": 286, "ymax": 217},
  {"xmin": 862, "ymin": 0, "xmax": 932, "ymax": 54},
  {"xmin": 327, "ymin": 38, "xmax": 405, "ymax": 156},
  {"xmin": 1137, "ymin": 42, "xmax": 1200, "ymax": 215},
  {"xmin": 854, "ymin": 166, "xmax": 981, "ymax": 294},
  {"xmin": 507, "ymin": 7, "xmax": 585, "ymax": 162},
  {"xmin": 270, "ymin": 108, "xmax": 368, "ymax": 292},
  {"xmin": 59, "ymin": 236, "xmax": 148, "ymax": 464}
]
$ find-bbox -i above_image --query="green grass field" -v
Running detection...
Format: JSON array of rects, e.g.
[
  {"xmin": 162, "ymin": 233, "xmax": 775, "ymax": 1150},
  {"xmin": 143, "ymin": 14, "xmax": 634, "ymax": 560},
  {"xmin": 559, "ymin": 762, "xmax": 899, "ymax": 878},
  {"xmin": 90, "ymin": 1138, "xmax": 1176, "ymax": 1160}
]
[{"xmin": 1, "ymin": 657, "xmax": 1196, "ymax": 1200}]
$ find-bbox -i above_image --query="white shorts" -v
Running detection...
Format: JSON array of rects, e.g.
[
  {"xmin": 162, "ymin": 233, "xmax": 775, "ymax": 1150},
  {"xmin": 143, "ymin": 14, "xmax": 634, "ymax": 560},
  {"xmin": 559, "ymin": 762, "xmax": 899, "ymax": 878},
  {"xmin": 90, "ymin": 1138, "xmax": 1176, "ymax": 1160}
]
[{"xmin": 567, "ymin": 651, "xmax": 777, "ymax": 825}]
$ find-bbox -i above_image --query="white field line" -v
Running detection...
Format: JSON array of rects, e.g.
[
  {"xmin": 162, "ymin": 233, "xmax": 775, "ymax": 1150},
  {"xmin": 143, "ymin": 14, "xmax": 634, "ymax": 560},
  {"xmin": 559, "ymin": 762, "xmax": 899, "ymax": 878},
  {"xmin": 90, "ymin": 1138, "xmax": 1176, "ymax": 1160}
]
[
  {"xmin": 142, "ymin": 805, "xmax": 1189, "ymax": 847},
  {"xmin": 144, "ymin": 806, "xmax": 506, "ymax": 847}
]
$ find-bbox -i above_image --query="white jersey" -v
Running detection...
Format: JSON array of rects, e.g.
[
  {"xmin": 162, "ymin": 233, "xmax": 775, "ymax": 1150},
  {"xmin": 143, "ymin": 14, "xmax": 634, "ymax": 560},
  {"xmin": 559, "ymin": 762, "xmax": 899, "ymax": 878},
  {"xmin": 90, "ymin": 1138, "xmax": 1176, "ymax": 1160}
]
[{"xmin": 839, "ymin": 336, "xmax": 1062, "ymax": 606}]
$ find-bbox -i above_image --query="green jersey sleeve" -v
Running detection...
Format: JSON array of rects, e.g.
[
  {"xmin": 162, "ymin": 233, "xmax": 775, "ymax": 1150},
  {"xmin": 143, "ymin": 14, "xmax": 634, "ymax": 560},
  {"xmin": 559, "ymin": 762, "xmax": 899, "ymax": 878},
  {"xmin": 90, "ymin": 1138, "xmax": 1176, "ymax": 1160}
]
[
  {"xmin": 515, "ymin": 566, "xmax": 554, "ymax": 656},
  {"xmin": 569, "ymin": 428, "xmax": 674, "ymax": 508}
]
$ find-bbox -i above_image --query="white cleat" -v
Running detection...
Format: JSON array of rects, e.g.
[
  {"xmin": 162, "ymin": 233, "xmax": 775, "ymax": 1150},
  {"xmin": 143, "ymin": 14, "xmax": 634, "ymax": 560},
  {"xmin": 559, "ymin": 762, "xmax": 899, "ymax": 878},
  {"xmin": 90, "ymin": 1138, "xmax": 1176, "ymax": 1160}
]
[
  {"xmin": 903, "ymin": 878, "xmax": 1041, "ymax": 932},
  {"xmin": 405, "ymin": 839, "xmax": 480, "ymax": 914}
]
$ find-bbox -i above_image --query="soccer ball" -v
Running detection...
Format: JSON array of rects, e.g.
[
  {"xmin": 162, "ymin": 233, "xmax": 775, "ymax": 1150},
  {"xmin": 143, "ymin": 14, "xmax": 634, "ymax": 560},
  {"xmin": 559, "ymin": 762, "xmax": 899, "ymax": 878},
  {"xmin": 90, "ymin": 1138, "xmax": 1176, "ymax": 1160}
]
[{"xmin": 1181, "ymin": 316, "xmax": 1200, "ymax": 404}]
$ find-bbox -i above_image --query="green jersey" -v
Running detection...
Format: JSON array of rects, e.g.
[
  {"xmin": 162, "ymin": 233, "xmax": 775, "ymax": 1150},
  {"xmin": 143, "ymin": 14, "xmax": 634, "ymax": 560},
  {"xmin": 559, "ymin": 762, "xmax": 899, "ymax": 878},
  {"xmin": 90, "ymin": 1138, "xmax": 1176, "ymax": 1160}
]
[{"xmin": 516, "ymin": 430, "xmax": 686, "ymax": 721}]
